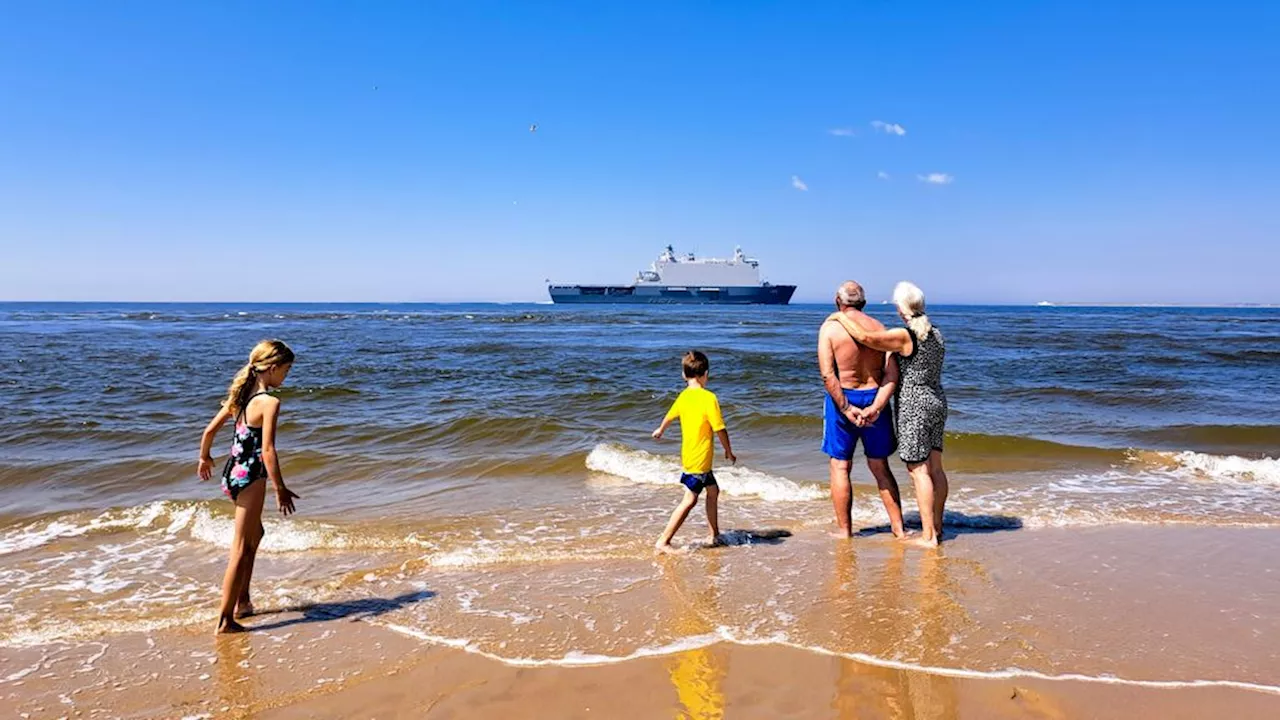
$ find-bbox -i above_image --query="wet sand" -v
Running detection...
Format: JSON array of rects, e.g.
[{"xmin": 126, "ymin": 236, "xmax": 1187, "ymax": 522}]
[
  {"xmin": 4, "ymin": 525, "xmax": 1278, "ymax": 719},
  {"xmin": 6, "ymin": 619, "xmax": 1277, "ymax": 720}
]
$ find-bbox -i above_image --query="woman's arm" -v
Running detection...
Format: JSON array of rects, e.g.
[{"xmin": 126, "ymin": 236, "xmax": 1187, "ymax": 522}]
[
  {"xmin": 260, "ymin": 398, "xmax": 299, "ymax": 516},
  {"xmin": 197, "ymin": 406, "xmax": 232, "ymax": 480},
  {"xmin": 825, "ymin": 312, "xmax": 913, "ymax": 354}
]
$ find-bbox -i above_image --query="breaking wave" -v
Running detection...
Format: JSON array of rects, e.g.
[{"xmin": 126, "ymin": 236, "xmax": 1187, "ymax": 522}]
[{"xmin": 585, "ymin": 443, "xmax": 827, "ymax": 502}]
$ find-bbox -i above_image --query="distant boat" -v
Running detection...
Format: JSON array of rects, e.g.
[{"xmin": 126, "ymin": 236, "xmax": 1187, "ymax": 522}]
[
  {"xmin": 1036, "ymin": 301, "xmax": 1055, "ymax": 307},
  {"xmin": 548, "ymin": 246, "xmax": 796, "ymax": 305}
]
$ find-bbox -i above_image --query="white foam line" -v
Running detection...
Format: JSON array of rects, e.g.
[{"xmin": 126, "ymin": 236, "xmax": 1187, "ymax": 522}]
[
  {"xmin": 3, "ymin": 660, "xmax": 42, "ymax": 683},
  {"xmin": 76, "ymin": 642, "xmax": 109, "ymax": 674},
  {"xmin": 421, "ymin": 548, "xmax": 638, "ymax": 569},
  {"xmin": 379, "ymin": 622, "xmax": 722, "ymax": 667},
  {"xmin": 741, "ymin": 634, "xmax": 1280, "ymax": 696},
  {"xmin": 378, "ymin": 623, "xmax": 1280, "ymax": 697}
]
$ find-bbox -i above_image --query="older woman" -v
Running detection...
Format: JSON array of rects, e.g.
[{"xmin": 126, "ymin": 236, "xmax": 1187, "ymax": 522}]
[{"xmin": 829, "ymin": 281, "xmax": 949, "ymax": 547}]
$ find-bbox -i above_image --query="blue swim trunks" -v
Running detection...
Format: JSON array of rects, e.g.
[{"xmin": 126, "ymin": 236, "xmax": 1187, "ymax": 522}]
[
  {"xmin": 822, "ymin": 388, "xmax": 896, "ymax": 461},
  {"xmin": 680, "ymin": 471, "xmax": 717, "ymax": 494}
]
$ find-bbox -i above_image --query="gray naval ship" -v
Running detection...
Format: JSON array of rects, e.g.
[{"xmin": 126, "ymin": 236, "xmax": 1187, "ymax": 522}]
[{"xmin": 548, "ymin": 246, "xmax": 797, "ymax": 304}]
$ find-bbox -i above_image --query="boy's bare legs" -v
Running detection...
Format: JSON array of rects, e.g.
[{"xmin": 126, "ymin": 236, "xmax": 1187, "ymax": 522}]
[
  {"xmin": 704, "ymin": 485, "xmax": 721, "ymax": 545},
  {"xmin": 218, "ymin": 480, "xmax": 266, "ymax": 633},
  {"xmin": 656, "ymin": 488, "xmax": 699, "ymax": 552},
  {"xmin": 906, "ymin": 462, "xmax": 938, "ymax": 548},
  {"xmin": 928, "ymin": 450, "xmax": 949, "ymax": 537},
  {"xmin": 867, "ymin": 458, "xmax": 906, "ymax": 538},
  {"xmin": 233, "ymin": 519, "xmax": 264, "ymax": 618},
  {"xmin": 828, "ymin": 458, "xmax": 853, "ymax": 538}
]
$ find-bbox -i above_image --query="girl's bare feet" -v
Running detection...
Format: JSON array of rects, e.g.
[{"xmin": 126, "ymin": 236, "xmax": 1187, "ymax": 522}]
[
  {"xmin": 906, "ymin": 535, "xmax": 939, "ymax": 549},
  {"xmin": 216, "ymin": 616, "xmax": 247, "ymax": 635},
  {"xmin": 234, "ymin": 600, "xmax": 256, "ymax": 619}
]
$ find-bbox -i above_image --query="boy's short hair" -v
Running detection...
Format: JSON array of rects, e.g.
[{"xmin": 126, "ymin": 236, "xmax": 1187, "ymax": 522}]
[{"xmin": 682, "ymin": 350, "xmax": 710, "ymax": 378}]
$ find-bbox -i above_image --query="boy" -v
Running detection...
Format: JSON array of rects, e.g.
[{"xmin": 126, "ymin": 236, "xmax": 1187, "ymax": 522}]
[{"xmin": 651, "ymin": 350, "xmax": 736, "ymax": 553}]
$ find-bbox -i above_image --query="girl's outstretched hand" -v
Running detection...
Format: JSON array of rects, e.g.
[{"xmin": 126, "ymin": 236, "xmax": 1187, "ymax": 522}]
[
  {"xmin": 197, "ymin": 456, "xmax": 214, "ymax": 481},
  {"xmin": 275, "ymin": 485, "xmax": 300, "ymax": 516}
]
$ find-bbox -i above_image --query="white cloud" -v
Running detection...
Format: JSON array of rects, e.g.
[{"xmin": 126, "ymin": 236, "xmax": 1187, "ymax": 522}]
[
  {"xmin": 876, "ymin": 171, "xmax": 890, "ymax": 180},
  {"xmin": 917, "ymin": 173, "xmax": 954, "ymax": 185},
  {"xmin": 827, "ymin": 127, "xmax": 856, "ymax": 137},
  {"xmin": 791, "ymin": 175, "xmax": 809, "ymax": 191},
  {"xmin": 871, "ymin": 120, "xmax": 907, "ymax": 136}
]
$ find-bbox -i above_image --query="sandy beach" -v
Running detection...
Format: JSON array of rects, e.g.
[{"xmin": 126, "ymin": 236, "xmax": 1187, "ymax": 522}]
[{"xmin": 6, "ymin": 525, "xmax": 1278, "ymax": 719}]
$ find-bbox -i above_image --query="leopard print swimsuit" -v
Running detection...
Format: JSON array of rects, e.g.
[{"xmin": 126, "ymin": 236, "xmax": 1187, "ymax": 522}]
[{"xmin": 894, "ymin": 326, "xmax": 947, "ymax": 464}]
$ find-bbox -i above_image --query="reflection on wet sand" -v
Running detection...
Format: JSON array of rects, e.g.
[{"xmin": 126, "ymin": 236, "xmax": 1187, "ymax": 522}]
[
  {"xmin": 905, "ymin": 550, "xmax": 959, "ymax": 720},
  {"xmin": 663, "ymin": 555, "xmax": 726, "ymax": 720},
  {"xmin": 825, "ymin": 542, "xmax": 966, "ymax": 720},
  {"xmin": 216, "ymin": 634, "xmax": 255, "ymax": 718}
]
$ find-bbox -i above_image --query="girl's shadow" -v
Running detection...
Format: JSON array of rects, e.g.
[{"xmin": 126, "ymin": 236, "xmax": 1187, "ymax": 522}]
[{"xmin": 248, "ymin": 590, "xmax": 435, "ymax": 632}]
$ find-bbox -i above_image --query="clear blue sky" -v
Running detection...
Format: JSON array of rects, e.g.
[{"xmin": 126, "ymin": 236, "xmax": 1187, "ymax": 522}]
[{"xmin": 2, "ymin": 1, "xmax": 1277, "ymax": 304}]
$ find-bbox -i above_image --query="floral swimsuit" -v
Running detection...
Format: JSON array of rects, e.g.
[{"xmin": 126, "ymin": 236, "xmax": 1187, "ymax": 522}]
[{"xmin": 221, "ymin": 392, "xmax": 269, "ymax": 500}]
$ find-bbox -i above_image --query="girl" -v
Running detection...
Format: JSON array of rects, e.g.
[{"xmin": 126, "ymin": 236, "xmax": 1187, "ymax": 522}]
[{"xmin": 198, "ymin": 339, "xmax": 299, "ymax": 634}]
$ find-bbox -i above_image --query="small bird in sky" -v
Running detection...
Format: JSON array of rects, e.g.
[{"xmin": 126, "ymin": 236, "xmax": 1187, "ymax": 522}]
[{"xmin": 529, "ymin": 123, "xmax": 538, "ymax": 133}]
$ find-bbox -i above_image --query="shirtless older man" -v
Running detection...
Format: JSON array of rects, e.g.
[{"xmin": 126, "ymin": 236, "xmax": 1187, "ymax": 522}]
[{"xmin": 817, "ymin": 281, "xmax": 906, "ymax": 538}]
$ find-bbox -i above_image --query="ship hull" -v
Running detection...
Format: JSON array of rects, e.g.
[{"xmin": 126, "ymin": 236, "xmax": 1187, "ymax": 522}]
[{"xmin": 548, "ymin": 285, "xmax": 796, "ymax": 305}]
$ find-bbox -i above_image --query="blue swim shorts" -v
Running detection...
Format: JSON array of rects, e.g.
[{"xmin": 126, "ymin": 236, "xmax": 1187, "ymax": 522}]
[
  {"xmin": 822, "ymin": 388, "xmax": 897, "ymax": 461},
  {"xmin": 680, "ymin": 471, "xmax": 717, "ymax": 494}
]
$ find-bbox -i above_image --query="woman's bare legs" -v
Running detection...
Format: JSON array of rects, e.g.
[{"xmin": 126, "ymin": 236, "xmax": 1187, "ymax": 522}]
[
  {"xmin": 906, "ymin": 461, "xmax": 938, "ymax": 548},
  {"xmin": 217, "ymin": 479, "xmax": 266, "ymax": 634},
  {"xmin": 928, "ymin": 450, "xmax": 949, "ymax": 538}
]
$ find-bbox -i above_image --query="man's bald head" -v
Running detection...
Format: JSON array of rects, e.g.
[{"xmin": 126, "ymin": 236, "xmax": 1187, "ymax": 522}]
[{"xmin": 835, "ymin": 281, "xmax": 867, "ymax": 310}]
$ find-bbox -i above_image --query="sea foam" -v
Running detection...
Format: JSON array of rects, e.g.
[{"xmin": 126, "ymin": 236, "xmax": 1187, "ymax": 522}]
[
  {"xmin": 0, "ymin": 500, "xmax": 423, "ymax": 557},
  {"xmin": 585, "ymin": 443, "xmax": 826, "ymax": 502},
  {"xmin": 1162, "ymin": 450, "xmax": 1280, "ymax": 485}
]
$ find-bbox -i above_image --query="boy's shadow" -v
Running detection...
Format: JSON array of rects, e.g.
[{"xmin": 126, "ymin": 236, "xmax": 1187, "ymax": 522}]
[
  {"xmin": 713, "ymin": 528, "xmax": 793, "ymax": 547},
  {"xmin": 248, "ymin": 590, "xmax": 435, "ymax": 632},
  {"xmin": 855, "ymin": 511, "xmax": 1023, "ymax": 540}
]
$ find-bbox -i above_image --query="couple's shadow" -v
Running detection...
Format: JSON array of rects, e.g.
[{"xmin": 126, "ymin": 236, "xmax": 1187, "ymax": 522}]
[
  {"xmin": 247, "ymin": 590, "xmax": 435, "ymax": 632},
  {"xmin": 855, "ymin": 510, "xmax": 1023, "ymax": 539}
]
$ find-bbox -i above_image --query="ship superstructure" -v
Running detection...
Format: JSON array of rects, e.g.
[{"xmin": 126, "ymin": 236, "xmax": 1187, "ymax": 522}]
[{"xmin": 549, "ymin": 246, "xmax": 796, "ymax": 304}]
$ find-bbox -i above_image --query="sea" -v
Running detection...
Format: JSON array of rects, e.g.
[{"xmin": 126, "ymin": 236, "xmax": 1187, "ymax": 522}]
[{"xmin": 1, "ymin": 303, "xmax": 1277, "ymax": 680}]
